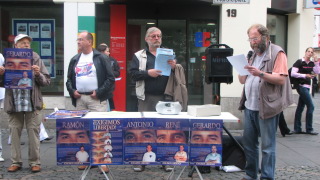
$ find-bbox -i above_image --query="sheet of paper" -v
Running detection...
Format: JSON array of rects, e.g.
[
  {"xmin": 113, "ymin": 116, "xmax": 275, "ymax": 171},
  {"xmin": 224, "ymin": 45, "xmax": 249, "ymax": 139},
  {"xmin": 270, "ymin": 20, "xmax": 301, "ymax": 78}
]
[
  {"xmin": 226, "ymin": 54, "xmax": 250, "ymax": 76},
  {"xmin": 155, "ymin": 48, "xmax": 175, "ymax": 76}
]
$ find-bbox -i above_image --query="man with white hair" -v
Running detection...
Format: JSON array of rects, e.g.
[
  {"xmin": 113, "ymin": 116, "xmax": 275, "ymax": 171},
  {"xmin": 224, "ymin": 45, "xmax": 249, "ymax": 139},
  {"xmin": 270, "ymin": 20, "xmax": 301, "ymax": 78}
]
[
  {"xmin": 129, "ymin": 27, "xmax": 177, "ymax": 112},
  {"xmin": 129, "ymin": 27, "xmax": 181, "ymax": 172}
]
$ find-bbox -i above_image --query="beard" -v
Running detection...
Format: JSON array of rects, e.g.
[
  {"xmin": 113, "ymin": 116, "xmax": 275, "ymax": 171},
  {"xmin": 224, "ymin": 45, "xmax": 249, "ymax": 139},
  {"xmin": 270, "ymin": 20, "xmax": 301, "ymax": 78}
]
[
  {"xmin": 251, "ymin": 38, "xmax": 267, "ymax": 54},
  {"xmin": 148, "ymin": 41, "xmax": 161, "ymax": 49}
]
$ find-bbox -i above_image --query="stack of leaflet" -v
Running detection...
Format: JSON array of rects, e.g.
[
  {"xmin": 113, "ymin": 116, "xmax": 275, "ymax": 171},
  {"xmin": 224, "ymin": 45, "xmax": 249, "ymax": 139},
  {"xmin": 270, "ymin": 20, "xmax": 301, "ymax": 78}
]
[{"xmin": 187, "ymin": 104, "xmax": 221, "ymax": 117}]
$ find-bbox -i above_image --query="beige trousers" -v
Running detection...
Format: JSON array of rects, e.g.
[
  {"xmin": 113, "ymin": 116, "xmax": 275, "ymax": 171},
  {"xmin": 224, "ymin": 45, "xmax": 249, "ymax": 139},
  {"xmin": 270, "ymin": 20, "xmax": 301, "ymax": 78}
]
[
  {"xmin": 9, "ymin": 111, "xmax": 41, "ymax": 167},
  {"xmin": 76, "ymin": 95, "xmax": 109, "ymax": 112}
]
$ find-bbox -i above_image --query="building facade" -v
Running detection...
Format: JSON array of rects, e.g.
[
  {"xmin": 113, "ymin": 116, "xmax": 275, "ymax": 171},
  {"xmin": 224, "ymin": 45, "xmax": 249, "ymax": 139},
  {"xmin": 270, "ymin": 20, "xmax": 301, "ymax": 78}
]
[{"xmin": 0, "ymin": 0, "xmax": 315, "ymax": 125}]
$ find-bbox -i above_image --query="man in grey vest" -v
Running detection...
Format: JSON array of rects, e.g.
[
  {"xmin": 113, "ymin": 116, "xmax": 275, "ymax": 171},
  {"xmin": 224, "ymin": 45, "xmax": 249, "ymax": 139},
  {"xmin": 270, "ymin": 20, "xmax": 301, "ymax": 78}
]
[{"xmin": 238, "ymin": 24, "xmax": 293, "ymax": 180}]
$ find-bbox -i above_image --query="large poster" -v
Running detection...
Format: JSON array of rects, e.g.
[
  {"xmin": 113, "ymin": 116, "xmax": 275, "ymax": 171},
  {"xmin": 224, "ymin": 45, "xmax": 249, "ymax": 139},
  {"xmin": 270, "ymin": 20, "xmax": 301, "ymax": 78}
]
[
  {"xmin": 156, "ymin": 118, "xmax": 189, "ymax": 166},
  {"xmin": 189, "ymin": 119, "xmax": 223, "ymax": 166},
  {"xmin": 13, "ymin": 19, "xmax": 55, "ymax": 78},
  {"xmin": 56, "ymin": 117, "xmax": 223, "ymax": 167},
  {"xmin": 123, "ymin": 118, "xmax": 159, "ymax": 165},
  {"xmin": 91, "ymin": 118, "xmax": 124, "ymax": 165},
  {"xmin": 3, "ymin": 48, "xmax": 33, "ymax": 89},
  {"xmin": 56, "ymin": 118, "xmax": 91, "ymax": 166}
]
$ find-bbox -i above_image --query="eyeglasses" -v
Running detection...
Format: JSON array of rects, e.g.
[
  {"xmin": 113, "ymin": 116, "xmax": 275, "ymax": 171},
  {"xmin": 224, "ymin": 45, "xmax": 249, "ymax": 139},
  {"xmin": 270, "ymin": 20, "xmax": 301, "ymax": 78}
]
[
  {"xmin": 248, "ymin": 35, "xmax": 261, "ymax": 42},
  {"xmin": 149, "ymin": 34, "xmax": 162, "ymax": 39},
  {"xmin": 76, "ymin": 38, "xmax": 85, "ymax": 42}
]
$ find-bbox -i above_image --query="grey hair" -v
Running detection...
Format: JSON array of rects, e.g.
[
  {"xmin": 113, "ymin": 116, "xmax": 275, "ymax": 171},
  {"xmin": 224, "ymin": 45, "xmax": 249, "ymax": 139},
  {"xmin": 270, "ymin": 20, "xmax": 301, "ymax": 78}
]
[
  {"xmin": 145, "ymin": 27, "xmax": 161, "ymax": 38},
  {"xmin": 247, "ymin": 24, "xmax": 270, "ymax": 40}
]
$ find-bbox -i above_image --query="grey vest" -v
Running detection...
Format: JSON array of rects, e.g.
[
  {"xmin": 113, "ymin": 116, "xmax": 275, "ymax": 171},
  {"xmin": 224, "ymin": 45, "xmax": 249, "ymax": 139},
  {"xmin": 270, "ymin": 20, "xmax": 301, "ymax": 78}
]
[{"xmin": 239, "ymin": 43, "xmax": 294, "ymax": 119}]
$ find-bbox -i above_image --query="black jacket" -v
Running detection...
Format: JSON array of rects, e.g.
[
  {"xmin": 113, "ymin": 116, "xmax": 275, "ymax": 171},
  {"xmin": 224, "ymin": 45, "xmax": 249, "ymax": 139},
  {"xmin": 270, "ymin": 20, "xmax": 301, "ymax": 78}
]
[
  {"xmin": 109, "ymin": 56, "xmax": 120, "ymax": 78},
  {"xmin": 66, "ymin": 49, "xmax": 115, "ymax": 107}
]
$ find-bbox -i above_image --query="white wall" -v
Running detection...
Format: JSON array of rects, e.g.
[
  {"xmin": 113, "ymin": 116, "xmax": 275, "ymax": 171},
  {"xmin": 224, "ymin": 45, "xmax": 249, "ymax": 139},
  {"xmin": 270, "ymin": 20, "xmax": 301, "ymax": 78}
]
[
  {"xmin": 63, "ymin": 3, "xmax": 78, "ymax": 97},
  {"xmin": 63, "ymin": 2, "xmax": 96, "ymax": 97},
  {"xmin": 219, "ymin": 0, "xmax": 271, "ymax": 97},
  {"xmin": 287, "ymin": 1, "xmax": 314, "ymax": 67}
]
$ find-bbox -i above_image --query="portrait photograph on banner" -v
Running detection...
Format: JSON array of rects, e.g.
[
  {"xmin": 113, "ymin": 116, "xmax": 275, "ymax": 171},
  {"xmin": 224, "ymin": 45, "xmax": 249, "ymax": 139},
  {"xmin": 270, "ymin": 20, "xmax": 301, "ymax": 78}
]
[
  {"xmin": 3, "ymin": 48, "xmax": 33, "ymax": 89},
  {"xmin": 90, "ymin": 118, "xmax": 124, "ymax": 165},
  {"xmin": 189, "ymin": 119, "xmax": 223, "ymax": 167},
  {"xmin": 56, "ymin": 118, "xmax": 91, "ymax": 166},
  {"xmin": 155, "ymin": 118, "xmax": 190, "ymax": 166},
  {"xmin": 123, "ymin": 118, "xmax": 159, "ymax": 165}
]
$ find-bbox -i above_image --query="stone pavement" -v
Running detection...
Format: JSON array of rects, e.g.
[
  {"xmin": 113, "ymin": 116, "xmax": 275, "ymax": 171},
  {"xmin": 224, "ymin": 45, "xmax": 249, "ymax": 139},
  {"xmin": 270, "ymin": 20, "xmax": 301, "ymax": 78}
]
[{"xmin": 0, "ymin": 93, "xmax": 319, "ymax": 180}]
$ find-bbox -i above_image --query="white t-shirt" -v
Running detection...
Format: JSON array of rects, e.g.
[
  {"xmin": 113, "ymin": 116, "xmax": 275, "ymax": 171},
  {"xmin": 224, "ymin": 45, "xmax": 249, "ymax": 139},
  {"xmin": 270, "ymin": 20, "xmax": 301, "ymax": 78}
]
[
  {"xmin": 104, "ymin": 152, "xmax": 113, "ymax": 158},
  {"xmin": 174, "ymin": 151, "xmax": 187, "ymax": 162},
  {"xmin": 75, "ymin": 52, "xmax": 98, "ymax": 92},
  {"xmin": 18, "ymin": 78, "xmax": 32, "ymax": 87},
  {"xmin": 76, "ymin": 150, "xmax": 89, "ymax": 162},
  {"xmin": 104, "ymin": 144, "xmax": 113, "ymax": 151},
  {"xmin": 104, "ymin": 139, "xmax": 112, "ymax": 145},
  {"xmin": 205, "ymin": 152, "xmax": 222, "ymax": 163},
  {"xmin": 142, "ymin": 151, "xmax": 156, "ymax": 162},
  {"xmin": 244, "ymin": 54, "xmax": 265, "ymax": 111}
]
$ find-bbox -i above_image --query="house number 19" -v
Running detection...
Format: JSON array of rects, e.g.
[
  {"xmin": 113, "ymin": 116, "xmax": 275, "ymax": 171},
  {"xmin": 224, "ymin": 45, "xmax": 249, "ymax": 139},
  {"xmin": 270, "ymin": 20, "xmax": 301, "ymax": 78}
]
[{"xmin": 227, "ymin": 9, "xmax": 237, "ymax": 17}]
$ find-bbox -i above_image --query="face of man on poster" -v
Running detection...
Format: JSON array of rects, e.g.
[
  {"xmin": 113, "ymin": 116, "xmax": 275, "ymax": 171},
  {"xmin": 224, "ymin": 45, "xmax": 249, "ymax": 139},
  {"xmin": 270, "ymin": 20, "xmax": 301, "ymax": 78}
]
[
  {"xmin": 124, "ymin": 129, "xmax": 157, "ymax": 143},
  {"xmin": 156, "ymin": 130, "xmax": 187, "ymax": 143},
  {"xmin": 190, "ymin": 131, "xmax": 222, "ymax": 144},
  {"xmin": 5, "ymin": 58, "xmax": 32, "ymax": 70},
  {"xmin": 57, "ymin": 130, "xmax": 90, "ymax": 144}
]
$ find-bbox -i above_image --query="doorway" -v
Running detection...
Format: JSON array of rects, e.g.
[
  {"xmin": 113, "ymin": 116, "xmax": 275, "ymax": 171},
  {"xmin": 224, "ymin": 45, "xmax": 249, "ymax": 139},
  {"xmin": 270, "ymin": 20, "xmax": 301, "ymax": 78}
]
[{"xmin": 126, "ymin": 19, "xmax": 219, "ymax": 110}]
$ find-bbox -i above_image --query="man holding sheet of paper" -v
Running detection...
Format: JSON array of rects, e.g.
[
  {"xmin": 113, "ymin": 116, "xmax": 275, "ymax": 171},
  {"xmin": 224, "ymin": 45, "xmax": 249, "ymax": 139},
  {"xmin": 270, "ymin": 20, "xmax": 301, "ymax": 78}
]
[
  {"xmin": 129, "ymin": 27, "xmax": 178, "ymax": 112},
  {"xmin": 238, "ymin": 24, "xmax": 293, "ymax": 180},
  {"xmin": 130, "ymin": 27, "xmax": 187, "ymax": 172}
]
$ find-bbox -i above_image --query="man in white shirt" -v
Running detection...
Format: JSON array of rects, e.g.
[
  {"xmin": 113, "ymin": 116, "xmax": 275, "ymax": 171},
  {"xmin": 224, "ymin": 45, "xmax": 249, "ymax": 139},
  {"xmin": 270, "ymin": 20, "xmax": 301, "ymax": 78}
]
[
  {"xmin": 205, "ymin": 145, "xmax": 221, "ymax": 164},
  {"xmin": 174, "ymin": 145, "xmax": 187, "ymax": 162},
  {"xmin": 76, "ymin": 146, "xmax": 89, "ymax": 170},
  {"xmin": 142, "ymin": 144, "xmax": 156, "ymax": 162},
  {"xmin": 66, "ymin": 32, "xmax": 114, "ymax": 173},
  {"xmin": 66, "ymin": 31, "xmax": 114, "ymax": 112},
  {"xmin": 18, "ymin": 71, "xmax": 32, "ymax": 88}
]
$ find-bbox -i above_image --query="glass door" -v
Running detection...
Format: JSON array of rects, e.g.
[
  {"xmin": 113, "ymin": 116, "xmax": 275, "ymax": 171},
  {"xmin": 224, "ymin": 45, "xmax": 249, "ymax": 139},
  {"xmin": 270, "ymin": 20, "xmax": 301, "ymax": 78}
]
[{"xmin": 187, "ymin": 20, "xmax": 218, "ymax": 105}]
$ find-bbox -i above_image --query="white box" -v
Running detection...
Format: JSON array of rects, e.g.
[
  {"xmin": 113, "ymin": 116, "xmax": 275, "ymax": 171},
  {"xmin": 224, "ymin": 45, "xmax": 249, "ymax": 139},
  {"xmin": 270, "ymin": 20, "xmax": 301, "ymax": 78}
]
[{"xmin": 187, "ymin": 104, "xmax": 221, "ymax": 117}]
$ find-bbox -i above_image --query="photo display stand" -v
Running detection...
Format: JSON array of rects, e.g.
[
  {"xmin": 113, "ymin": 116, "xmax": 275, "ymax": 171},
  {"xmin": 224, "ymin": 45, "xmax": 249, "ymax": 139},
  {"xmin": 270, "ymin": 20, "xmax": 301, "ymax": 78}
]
[{"xmin": 54, "ymin": 111, "xmax": 239, "ymax": 180}]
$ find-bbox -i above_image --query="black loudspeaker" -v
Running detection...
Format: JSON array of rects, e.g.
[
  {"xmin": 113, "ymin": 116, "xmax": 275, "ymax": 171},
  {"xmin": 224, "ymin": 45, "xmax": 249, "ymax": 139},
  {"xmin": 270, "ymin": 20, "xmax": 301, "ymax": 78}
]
[{"xmin": 205, "ymin": 44, "xmax": 233, "ymax": 84}]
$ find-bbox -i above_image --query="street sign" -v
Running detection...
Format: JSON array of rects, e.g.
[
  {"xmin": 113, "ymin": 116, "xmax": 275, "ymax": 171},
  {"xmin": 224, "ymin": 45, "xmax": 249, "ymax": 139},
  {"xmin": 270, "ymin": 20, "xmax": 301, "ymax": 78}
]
[
  {"xmin": 305, "ymin": 0, "xmax": 320, "ymax": 8},
  {"xmin": 212, "ymin": 0, "xmax": 250, "ymax": 4}
]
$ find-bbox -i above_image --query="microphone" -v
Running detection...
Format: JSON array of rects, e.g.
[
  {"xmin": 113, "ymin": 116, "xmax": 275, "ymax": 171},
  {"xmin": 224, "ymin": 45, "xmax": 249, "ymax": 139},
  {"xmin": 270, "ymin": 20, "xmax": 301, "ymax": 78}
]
[{"xmin": 247, "ymin": 50, "xmax": 253, "ymax": 60}]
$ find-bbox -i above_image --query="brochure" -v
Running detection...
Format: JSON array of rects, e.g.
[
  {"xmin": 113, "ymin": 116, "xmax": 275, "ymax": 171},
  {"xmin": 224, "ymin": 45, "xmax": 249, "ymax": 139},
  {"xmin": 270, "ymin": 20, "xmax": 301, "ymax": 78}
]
[
  {"xmin": 155, "ymin": 48, "xmax": 175, "ymax": 76},
  {"xmin": 46, "ymin": 110, "xmax": 89, "ymax": 119}
]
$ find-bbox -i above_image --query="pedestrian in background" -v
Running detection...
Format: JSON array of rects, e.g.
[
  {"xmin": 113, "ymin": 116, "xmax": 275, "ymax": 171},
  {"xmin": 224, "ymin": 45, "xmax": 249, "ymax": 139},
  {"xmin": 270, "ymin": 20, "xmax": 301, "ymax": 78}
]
[
  {"xmin": 97, "ymin": 43, "xmax": 120, "ymax": 110},
  {"xmin": 291, "ymin": 47, "xmax": 320, "ymax": 135}
]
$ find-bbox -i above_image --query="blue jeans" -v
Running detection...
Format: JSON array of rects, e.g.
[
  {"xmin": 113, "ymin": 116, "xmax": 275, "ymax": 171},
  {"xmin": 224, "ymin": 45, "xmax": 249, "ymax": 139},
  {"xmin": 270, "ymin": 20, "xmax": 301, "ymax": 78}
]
[
  {"xmin": 294, "ymin": 86, "xmax": 314, "ymax": 133},
  {"xmin": 243, "ymin": 109, "xmax": 279, "ymax": 180}
]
